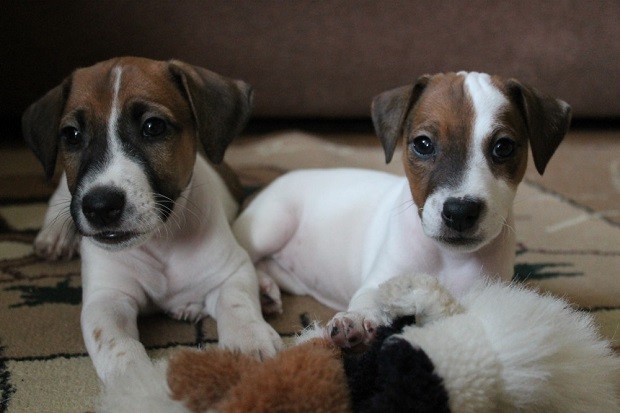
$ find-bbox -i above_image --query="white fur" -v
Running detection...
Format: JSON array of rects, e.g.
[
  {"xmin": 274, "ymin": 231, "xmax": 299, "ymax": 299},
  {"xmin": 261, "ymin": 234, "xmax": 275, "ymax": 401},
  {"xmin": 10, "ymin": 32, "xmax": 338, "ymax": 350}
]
[{"xmin": 391, "ymin": 275, "xmax": 620, "ymax": 413}]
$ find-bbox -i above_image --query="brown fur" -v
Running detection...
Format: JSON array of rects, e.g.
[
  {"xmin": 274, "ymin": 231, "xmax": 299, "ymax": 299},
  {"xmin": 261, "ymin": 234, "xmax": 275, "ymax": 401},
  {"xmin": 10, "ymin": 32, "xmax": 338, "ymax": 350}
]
[
  {"xmin": 487, "ymin": 104, "xmax": 530, "ymax": 186},
  {"xmin": 402, "ymin": 73, "xmax": 474, "ymax": 213},
  {"xmin": 168, "ymin": 339, "xmax": 350, "ymax": 413},
  {"xmin": 168, "ymin": 348, "xmax": 260, "ymax": 412},
  {"xmin": 60, "ymin": 57, "xmax": 197, "ymax": 194}
]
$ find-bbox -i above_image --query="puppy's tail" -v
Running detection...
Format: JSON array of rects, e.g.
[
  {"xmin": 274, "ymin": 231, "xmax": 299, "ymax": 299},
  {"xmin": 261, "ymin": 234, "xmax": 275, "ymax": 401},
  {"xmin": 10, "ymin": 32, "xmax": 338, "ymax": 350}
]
[{"xmin": 98, "ymin": 359, "xmax": 190, "ymax": 413}]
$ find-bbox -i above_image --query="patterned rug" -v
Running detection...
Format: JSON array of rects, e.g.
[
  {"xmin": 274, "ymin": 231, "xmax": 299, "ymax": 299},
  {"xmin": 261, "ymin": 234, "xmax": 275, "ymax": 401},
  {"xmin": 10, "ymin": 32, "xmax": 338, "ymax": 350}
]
[{"xmin": 1, "ymin": 132, "xmax": 618, "ymax": 412}]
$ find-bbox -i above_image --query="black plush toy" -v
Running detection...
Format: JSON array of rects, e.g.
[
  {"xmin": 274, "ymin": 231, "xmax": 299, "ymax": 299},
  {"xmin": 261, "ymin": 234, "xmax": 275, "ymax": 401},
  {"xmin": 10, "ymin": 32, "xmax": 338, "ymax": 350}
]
[{"xmin": 344, "ymin": 315, "xmax": 450, "ymax": 413}]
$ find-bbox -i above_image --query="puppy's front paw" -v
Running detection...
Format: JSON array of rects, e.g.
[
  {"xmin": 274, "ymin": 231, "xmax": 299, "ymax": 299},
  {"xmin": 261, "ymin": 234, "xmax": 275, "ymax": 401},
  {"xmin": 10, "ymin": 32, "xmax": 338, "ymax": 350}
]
[
  {"xmin": 327, "ymin": 311, "xmax": 378, "ymax": 349},
  {"xmin": 258, "ymin": 272, "xmax": 282, "ymax": 315},
  {"xmin": 34, "ymin": 219, "xmax": 80, "ymax": 261},
  {"xmin": 170, "ymin": 303, "xmax": 204, "ymax": 323},
  {"xmin": 218, "ymin": 320, "xmax": 283, "ymax": 360}
]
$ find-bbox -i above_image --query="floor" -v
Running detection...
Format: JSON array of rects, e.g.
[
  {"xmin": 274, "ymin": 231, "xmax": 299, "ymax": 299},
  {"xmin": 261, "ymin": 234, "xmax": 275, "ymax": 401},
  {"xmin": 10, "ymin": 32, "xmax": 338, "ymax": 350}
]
[{"xmin": 241, "ymin": 124, "xmax": 620, "ymax": 226}]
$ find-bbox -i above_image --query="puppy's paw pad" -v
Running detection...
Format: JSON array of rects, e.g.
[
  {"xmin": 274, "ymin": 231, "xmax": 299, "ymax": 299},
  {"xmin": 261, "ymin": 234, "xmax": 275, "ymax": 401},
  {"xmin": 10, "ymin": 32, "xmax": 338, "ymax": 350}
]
[{"xmin": 327, "ymin": 312, "xmax": 377, "ymax": 349}]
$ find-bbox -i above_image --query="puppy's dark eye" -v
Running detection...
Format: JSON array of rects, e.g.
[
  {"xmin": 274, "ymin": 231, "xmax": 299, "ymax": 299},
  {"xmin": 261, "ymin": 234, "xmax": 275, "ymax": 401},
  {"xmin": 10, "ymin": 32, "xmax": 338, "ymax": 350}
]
[
  {"xmin": 410, "ymin": 135, "xmax": 435, "ymax": 158},
  {"xmin": 492, "ymin": 137, "xmax": 516, "ymax": 162},
  {"xmin": 60, "ymin": 126, "xmax": 82, "ymax": 148},
  {"xmin": 142, "ymin": 117, "xmax": 167, "ymax": 138}
]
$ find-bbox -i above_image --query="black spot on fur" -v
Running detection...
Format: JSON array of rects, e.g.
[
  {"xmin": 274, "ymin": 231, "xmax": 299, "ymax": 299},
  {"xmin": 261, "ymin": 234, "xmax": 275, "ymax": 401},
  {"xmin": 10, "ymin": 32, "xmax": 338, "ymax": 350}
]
[
  {"xmin": 389, "ymin": 315, "xmax": 417, "ymax": 332},
  {"xmin": 344, "ymin": 316, "xmax": 450, "ymax": 412}
]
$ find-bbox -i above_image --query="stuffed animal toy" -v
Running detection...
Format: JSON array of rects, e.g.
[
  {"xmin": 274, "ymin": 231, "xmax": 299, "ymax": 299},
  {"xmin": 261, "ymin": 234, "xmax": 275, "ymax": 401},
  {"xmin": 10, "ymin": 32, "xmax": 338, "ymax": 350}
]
[{"xmin": 100, "ymin": 275, "xmax": 619, "ymax": 413}]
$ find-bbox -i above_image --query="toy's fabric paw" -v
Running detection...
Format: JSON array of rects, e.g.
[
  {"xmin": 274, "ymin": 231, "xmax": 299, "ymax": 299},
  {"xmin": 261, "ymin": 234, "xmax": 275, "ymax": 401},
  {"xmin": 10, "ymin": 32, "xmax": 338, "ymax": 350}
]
[
  {"xmin": 34, "ymin": 218, "xmax": 80, "ymax": 261},
  {"xmin": 377, "ymin": 274, "xmax": 463, "ymax": 325},
  {"xmin": 218, "ymin": 319, "xmax": 284, "ymax": 360},
  {"xmin": 327, "ymin": 311, "xmax": 378, "ymax": 348}
]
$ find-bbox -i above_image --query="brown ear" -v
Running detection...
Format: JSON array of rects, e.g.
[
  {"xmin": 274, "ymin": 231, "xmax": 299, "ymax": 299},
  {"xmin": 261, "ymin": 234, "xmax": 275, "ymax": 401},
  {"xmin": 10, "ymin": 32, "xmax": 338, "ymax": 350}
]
[
  {"xmin": 21, "ymin": 78, "xmax": 71, "ymax": 178},
  {"xmin": 168, "ymin": 60, "xmax": 253, "ymax": 164},
  {"xmin": 506, "ymin": 79, "xmax": 572, "ymax": 175},
  {"xmin": 371, "ymin": 75, "xmax": 431, "ymax": 164}
]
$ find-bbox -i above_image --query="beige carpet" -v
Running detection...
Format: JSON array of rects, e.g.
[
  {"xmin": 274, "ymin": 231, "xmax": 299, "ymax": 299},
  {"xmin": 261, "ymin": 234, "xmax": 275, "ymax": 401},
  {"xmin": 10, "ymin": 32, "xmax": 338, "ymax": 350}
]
[{"xmin": 1, "ymin": 132, "xmax": 619, "ymax": 412}]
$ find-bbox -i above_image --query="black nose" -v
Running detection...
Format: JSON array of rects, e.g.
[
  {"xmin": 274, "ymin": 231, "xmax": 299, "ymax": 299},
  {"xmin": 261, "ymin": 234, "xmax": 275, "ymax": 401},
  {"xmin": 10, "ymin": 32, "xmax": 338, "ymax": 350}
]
[
  {"xmin": 441, "ymin": 197, "xmax": 483, "ymax": 232},
  {"xmin": 82, "ymin": 187, "xmax": 126, "ymax": 227}
]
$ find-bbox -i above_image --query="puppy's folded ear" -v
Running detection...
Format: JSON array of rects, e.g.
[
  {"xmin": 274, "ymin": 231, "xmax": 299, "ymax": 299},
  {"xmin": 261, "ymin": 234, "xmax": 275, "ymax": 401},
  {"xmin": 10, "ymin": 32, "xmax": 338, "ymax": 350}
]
[
  {"xmin": 506, "ymin": 79, "xmax": 572, "ymax": 175},
  {"xmin": 21, "ymin": 78, "xmax": 71, "ymax": 178},
  {"xmin": 371, "ymin": 75, "xmax": 431, "ymax": 164},
  {"xmin": 168, "ymin": 60, "xmax": 253, "ymax": 164}
]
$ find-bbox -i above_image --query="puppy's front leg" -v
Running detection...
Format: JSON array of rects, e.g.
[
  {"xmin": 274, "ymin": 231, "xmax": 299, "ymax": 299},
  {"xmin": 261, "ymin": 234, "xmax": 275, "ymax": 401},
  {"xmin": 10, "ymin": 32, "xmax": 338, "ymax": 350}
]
[
  {"xmin": 215, "ymin": 262, "xmax": 283, "ymax": 359},
  {"xmin": 81, "ymin": 289, "xmax": 151, "ymax": 384},
  {"xmin": 34, "ymin": 173, "xmax": 80, "ymax": 260}
]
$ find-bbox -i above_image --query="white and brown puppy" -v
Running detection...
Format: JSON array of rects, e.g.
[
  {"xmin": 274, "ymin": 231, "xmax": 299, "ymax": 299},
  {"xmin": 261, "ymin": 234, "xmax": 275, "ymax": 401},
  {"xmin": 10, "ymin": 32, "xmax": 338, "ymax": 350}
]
[
  {"xmin": 234, "ymin": 72, "xmax": 571, "ymax": 347},
  {"xmin": 22, "ymin": 57, "xmax": 282, "ymax": 384}
]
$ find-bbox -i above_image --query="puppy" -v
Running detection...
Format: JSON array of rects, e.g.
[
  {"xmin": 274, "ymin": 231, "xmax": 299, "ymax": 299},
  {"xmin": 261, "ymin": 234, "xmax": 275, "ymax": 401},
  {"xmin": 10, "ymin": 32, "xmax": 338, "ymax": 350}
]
[
  {"xmin": 233, "ymin": 72, "xmax": 571, "ymax": 347},
  {"xmin": 22, "ymin": 57, "xmax": 282, "ymax": 384}
]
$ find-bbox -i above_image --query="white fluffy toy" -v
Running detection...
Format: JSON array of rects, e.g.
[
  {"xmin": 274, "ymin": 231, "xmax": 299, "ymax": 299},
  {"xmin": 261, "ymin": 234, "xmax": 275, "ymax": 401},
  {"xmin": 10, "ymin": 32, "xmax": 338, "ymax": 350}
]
[{"xmin": 344, "ymin": 274, "xmax": 620, "ymax": 412}]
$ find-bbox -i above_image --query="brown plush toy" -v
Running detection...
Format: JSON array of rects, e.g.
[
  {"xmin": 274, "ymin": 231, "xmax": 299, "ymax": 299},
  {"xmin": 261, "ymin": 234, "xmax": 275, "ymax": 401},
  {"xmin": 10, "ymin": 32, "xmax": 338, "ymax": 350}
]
[{"xmin": 167, "ymin": 338, "xmax": 350, "ymax": 413}]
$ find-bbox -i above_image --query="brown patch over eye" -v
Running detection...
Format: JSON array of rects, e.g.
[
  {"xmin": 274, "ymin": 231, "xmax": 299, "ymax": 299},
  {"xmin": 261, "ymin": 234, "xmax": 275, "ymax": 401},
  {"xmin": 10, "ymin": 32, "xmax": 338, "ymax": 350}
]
[
  {"xmin": 485, "ymin": 108, "xmax": 529, "ymax": 186},
  {"xmin": 401, "ymin": 74, "xmax": 474, "ymax": 213}
]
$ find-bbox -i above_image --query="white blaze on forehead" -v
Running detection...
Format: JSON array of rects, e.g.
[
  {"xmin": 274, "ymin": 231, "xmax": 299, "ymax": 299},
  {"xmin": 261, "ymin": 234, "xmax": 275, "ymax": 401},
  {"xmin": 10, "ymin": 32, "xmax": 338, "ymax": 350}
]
[
  {"xmin": 461, "ymin": 72, "xmax": 509, "ymax": 145},
  {"xmin": 84, "ymin": 65, "xmax": 150, "ymax": 211},
  {"xmin": 108, "ymin": 66, "xmax": 123, "ymax": 153}
]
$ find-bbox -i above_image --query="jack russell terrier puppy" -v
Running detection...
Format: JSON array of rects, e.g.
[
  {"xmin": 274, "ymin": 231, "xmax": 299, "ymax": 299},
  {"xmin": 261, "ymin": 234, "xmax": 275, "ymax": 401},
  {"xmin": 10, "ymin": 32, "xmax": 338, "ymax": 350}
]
[
  {"xmin": 22, "ymin": 57, "xmax": 283, "ymax": 384},
  {"xmin": 233, "ymin": 72, "xmax": 571, "ymax": 348}
]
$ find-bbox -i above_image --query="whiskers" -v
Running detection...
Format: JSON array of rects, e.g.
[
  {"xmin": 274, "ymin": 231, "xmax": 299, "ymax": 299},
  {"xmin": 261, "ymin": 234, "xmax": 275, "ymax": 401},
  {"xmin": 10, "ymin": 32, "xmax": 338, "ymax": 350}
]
[
  {"xmin": 45, "ymin": 198, "xmax": 76, "ymax": 237},
  {"xmin": 34, "ymin": 195, "xmax": 80, "ymax": 259},
  {"xmin": 149, "ymin": 191, "xmax": 204, "ymax": 240},
  {"xmin": 391, "ymin": 198, "xmax": 418, "ymax": 216},
  {"xmin": 487, "ymin": 209, "xmax": 516, "ymax": 241}
]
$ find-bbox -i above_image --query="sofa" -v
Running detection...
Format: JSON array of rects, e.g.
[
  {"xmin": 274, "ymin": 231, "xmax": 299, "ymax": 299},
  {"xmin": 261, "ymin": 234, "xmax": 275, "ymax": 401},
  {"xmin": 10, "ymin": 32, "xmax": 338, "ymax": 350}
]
[{"xmin": 1, "ymin": 0, "xmax": 619, "ymax": 131}]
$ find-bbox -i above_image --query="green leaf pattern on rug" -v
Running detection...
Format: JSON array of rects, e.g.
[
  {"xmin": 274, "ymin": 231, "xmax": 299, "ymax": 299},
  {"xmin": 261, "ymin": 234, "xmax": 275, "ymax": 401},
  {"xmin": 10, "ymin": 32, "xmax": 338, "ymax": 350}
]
[
  {"xmin": 5, "ymin": 279, "xmax": 81, "ymax": 308},
  {"xmin": 0, "ymin": 345, "xmax": 16, "ymax": 413},
  {"xmin": 513, "ymin": 262, "xmax": 582, "ymax": 282}
]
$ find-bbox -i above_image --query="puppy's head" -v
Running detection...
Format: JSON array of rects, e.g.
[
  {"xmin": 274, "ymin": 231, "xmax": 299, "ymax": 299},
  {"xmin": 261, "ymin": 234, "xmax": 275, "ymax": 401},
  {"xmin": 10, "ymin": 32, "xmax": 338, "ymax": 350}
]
[
  {"xmin": 22, "ymin": 57, "xmax": 252, "ymax": 250},
  {"xmin": 372, "ymin": 72, "xmax": 571, "ymax": 252}
]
